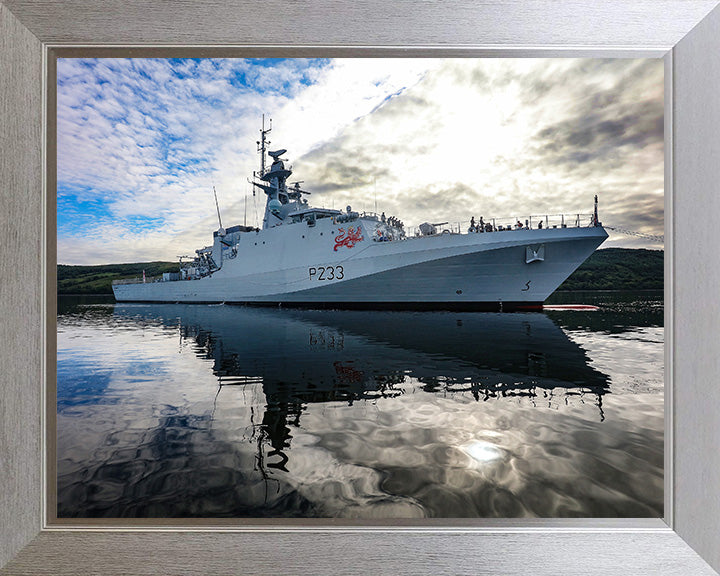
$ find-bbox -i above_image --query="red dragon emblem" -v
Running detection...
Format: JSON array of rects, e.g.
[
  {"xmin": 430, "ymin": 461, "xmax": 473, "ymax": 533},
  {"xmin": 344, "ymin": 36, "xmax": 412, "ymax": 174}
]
[{"xmin": 333, "ymin": 226, "xmax": 364, "ymax": 251}]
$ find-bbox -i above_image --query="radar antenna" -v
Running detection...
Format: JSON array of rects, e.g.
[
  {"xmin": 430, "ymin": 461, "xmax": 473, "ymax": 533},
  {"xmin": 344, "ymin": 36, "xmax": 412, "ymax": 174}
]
[
  {"xmin": 268, "ymin": 149, "xmax": 287, "ymax": 160},
  {"xmin": 289, "ymin": 181, "xmax": 311, "ymax": 197}
]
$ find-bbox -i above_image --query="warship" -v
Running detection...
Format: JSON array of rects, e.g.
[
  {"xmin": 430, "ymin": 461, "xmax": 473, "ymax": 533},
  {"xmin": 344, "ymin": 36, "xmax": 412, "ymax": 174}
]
[{"xmin": 113, "ymin": 120, "xmax": 608, "ymax": 310}]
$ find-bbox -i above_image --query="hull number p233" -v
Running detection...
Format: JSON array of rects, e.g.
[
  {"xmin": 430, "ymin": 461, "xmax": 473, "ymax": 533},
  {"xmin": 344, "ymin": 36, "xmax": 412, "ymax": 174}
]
[{"xmin": 309, "ymin": 265, "xmax": 344, "ymax": 281}]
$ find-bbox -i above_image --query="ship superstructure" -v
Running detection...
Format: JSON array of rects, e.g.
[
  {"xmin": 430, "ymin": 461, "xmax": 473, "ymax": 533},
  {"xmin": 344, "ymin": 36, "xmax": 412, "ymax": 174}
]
[{"xmin": 113, "ymin": 119, "xmax": 608, "ymax": 310}]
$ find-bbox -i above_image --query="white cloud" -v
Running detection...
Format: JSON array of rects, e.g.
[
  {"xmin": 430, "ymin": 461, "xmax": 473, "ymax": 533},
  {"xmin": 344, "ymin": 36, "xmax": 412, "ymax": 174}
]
[{"xmin": 57, "ymin": 58, "xmax": 664, "ymax": 265}]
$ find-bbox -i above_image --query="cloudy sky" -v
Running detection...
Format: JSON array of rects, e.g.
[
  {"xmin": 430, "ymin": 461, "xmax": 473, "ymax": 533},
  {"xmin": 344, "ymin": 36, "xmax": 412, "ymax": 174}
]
[{"xmin": 57, "ymin": 58, "xmax": 663, "ymax": 265}]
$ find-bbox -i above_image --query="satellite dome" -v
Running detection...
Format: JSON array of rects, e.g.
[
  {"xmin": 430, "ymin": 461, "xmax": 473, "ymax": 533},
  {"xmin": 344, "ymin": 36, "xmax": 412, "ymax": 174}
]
[{"xmin": 268, "ymin": 199, "xmax": 282, "ymax": 214}]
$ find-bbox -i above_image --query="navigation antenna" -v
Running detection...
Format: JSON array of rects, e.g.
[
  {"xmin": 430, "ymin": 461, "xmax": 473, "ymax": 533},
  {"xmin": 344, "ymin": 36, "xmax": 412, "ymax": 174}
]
[{"xmin": 213, "ymin": 185, "xmax": 223, "ymax": 230}]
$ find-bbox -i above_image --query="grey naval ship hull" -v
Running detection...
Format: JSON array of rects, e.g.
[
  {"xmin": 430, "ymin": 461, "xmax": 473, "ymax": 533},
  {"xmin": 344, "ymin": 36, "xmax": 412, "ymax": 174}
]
[{"xmin": 113, "ymin": 226, "xmax": 607, "ymax": 311}]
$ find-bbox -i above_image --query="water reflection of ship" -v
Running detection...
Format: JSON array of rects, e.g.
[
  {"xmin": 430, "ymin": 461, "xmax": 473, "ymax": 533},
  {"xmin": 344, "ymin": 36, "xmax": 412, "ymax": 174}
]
[{"xmin": 114, "ymin": 305, "xmax": 610, "ymax": 474}]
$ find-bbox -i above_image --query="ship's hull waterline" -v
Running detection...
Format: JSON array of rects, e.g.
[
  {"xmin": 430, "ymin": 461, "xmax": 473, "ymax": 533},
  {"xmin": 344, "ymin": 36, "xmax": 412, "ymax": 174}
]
[{"xmin": 113, "ymin": 224, "xmax": 608, "ymax": 310}]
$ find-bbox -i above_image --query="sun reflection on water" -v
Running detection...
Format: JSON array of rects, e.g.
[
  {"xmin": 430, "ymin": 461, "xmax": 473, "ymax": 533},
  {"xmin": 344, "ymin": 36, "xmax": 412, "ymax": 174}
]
[{"xmin": 461, "ymin": 440, "xmax": 505, "ymax": 464}]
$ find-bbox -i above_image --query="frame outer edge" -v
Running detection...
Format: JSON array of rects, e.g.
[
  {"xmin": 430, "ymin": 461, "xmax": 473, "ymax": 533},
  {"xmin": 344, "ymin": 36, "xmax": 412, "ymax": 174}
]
[
  {"xmin": 0, "ymin": 1, "xmax": 44, "ymax": 569},
  {"xmin": 2, "ymin": 0, "xmax": 720, "ymax": 47},
  {"xmin": 2, "ymin": 0, "xmax": 720, "ymax": 574},
  {"xmin": 672, "ymin": 4, "xmax": 720, "ymax": 573}
]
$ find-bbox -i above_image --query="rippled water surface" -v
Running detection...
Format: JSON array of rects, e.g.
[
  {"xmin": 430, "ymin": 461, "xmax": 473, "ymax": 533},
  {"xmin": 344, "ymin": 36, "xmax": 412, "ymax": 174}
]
[{"xmin": 57, "ymin": 291, "xmax": 663, "ymax": 518}]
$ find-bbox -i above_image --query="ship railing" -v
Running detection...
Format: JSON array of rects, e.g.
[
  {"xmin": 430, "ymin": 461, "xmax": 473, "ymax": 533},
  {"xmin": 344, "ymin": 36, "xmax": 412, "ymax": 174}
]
[
  {"xmin": 471, "ymin": 213, "xmax": 596, "ymax": 232},
  {"xmin": 360, "ymin": 211, "xmax": 382, "ymax": 221},
  {"xmin": 410, "ymin": 213, "xmax": 596, "ymax": 237}
]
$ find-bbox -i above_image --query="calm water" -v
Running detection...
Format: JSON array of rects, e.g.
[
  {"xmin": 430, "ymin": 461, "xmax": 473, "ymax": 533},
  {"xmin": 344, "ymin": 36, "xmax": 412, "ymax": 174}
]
[{"xmin": 57, "ymin": 291, "xmax": 664, "ymax": 518}]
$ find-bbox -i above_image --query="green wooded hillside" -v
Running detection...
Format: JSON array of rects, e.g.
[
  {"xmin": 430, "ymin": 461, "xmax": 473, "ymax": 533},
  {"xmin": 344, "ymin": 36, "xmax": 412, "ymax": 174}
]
[
  {"xmin": 57, "ymin": 248, "xmax": 663, "ymax": 295},
  {"xmin": 57, "ymin": 262, "xmax": 178, "ymax": 294},
  {"xmin": 557, "ymin": 248, "xmax": 663, "ymax": 291}
]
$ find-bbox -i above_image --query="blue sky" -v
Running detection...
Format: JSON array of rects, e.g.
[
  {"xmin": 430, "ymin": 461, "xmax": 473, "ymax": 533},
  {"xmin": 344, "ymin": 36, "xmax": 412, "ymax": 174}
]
[{"xmin": 57, "ymin": 58, "xmax": 664, "ymax": 265}]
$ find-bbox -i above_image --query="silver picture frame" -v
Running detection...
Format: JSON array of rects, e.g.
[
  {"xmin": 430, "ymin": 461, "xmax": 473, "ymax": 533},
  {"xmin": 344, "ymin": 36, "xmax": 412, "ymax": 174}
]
[{"xmin": 2, "ymin": 1, "xmax": 720, "ymax": 574}]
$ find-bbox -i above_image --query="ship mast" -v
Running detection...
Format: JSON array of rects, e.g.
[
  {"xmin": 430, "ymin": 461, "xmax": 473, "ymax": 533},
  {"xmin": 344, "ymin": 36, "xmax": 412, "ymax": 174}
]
[{"xmin": 256, "ymin": 114, "xmax": 272, "ymax": 178}]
